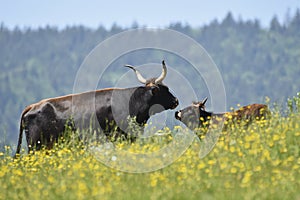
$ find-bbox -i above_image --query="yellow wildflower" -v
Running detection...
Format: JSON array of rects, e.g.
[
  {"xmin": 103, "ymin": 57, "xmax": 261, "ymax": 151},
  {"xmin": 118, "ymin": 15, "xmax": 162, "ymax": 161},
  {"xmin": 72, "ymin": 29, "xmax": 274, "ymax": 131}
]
[
  {"xmin": 253, "ymin": 165, "xmax": 262, "ymax": 172},
  {"xmin": 241, "ymin": 171, "xmax": 253, "ymax": 184},
  {"xmin": 230, "ymin": 167, "xmax": 237, "ymax": 174},
  {"xmin": 197, "ymin": 162, "xmax": 206, "ymax": 169}
]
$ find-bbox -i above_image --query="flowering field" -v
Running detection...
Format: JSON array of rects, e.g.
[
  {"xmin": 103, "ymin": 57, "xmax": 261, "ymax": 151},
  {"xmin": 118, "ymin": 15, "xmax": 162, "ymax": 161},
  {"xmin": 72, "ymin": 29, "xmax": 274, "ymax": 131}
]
[{"xmin": 1, "ymin": 96, "xmax": 300, "ymax": 200}]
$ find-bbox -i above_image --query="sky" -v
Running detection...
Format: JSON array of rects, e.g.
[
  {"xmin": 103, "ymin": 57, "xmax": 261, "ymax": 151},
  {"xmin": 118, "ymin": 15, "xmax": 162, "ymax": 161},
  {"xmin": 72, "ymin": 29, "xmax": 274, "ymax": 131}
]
[{"xmin": 0, "ymin": 0, "xmax": 300, "ymax": 29}]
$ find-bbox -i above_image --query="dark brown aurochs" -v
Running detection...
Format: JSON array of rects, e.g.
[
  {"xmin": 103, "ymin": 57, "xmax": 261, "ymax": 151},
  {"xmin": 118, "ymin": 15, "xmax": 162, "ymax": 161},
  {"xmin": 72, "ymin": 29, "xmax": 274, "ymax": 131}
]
[{"xmin": 15, "ymin": 60, "xmax": 179, "ymax": 157}]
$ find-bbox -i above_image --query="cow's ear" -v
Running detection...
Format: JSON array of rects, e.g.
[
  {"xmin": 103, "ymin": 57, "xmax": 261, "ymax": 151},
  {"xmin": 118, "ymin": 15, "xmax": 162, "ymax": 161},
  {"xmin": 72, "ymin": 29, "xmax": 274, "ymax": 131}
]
[{"xmin": 150, "ymin": 86, "xmax": 160, "ymax": 96}]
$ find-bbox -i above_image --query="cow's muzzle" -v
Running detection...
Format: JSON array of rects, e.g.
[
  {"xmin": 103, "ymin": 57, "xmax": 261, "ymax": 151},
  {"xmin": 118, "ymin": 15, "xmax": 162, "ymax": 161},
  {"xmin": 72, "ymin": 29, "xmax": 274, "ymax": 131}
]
[
  {"xmin": 172, "ymin": 98, "xmax": 179, "ymax": 109},
  {"xmin": 175, "ymin": 110, "xmax": 182, "ymax": 120}
]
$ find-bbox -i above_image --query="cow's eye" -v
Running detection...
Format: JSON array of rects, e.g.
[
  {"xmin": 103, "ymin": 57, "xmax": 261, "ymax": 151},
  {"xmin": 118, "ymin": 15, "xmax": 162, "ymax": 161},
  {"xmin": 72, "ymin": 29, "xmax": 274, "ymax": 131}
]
[{"xmin": 151, "ymin": 86, "xmax": 160, "ymax": 96}]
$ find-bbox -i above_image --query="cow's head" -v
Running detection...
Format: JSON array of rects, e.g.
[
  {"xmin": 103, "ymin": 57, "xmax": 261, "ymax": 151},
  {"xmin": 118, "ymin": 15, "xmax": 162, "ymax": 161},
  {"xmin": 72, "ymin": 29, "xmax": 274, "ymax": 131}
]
[
  {"xmin": 175, "ymin": 97, "xmax": 211, "ymax": 129},
  {"xmin": 125, "ymin": 60, "xmax": 179, "ymax": 123}
]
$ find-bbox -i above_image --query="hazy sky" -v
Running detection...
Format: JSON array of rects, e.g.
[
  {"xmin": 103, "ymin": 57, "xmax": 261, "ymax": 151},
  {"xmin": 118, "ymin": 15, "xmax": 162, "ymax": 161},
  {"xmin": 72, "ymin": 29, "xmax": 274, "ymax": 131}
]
[{"xmin": 1, "ymin": 0, "xmax": 299, "ymax": 29}]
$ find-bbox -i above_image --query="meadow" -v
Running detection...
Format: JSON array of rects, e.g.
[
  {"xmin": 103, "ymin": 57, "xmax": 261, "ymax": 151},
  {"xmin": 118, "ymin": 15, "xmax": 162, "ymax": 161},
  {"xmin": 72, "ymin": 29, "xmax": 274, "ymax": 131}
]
[{"xmin": 1, "ymin": 95, "xmax": 300, "ymax": 200}]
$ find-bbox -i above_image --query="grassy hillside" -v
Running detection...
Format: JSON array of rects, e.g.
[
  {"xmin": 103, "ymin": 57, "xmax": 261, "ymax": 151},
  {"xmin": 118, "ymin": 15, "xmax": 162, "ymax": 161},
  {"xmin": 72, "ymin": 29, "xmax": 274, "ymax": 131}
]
[{"xmin": 1, "ymin": 95, "xmax": 299, "ymax": 200}]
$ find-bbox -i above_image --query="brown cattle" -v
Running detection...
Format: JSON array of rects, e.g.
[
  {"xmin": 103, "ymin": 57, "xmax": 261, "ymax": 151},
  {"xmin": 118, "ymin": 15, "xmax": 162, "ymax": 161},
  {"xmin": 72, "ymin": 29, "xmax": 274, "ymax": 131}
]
[
  {"xmin": 175, "ymin": 97, "xmax": 270, "ymax": 131},
  {"xmin": 15, "ymin": 61, "xmax": 179, "ymax": 156}
]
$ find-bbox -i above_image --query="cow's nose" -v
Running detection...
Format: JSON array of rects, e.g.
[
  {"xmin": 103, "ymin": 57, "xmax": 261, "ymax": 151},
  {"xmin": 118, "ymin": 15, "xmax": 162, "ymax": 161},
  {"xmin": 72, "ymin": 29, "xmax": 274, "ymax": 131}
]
[
  {"xmin": 173, "ymin": 98, "xmax": 179, "ymax": 108},
  {"xmin": 175, "ymin": 110, "xmax": 182, "ymax": 120}
]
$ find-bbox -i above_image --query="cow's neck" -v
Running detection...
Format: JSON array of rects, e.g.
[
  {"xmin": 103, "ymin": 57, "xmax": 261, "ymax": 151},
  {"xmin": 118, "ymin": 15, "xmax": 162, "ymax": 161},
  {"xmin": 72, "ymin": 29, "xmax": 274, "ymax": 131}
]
[
  {"xmin": 129, "ymin": 87, "xmax": 152, "ymax": 125},
  {"xmin": 199, "ymin": 109, "xmax": 229, "ymax": 128},
  {"xmin": 199, "ymin": 109, "xmax": 213, "ymax": 122}
]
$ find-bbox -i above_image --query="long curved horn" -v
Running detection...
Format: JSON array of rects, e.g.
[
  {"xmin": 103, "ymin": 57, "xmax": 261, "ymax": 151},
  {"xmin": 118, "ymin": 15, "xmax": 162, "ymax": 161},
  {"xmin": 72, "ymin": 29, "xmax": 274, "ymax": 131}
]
[
  {"xmin": 124, "ymin": 64, "xmax": 147, "ymax": 84},
  {"xmin": 155, "ymin": 60, "xmax": 167, "ymax": 84}
]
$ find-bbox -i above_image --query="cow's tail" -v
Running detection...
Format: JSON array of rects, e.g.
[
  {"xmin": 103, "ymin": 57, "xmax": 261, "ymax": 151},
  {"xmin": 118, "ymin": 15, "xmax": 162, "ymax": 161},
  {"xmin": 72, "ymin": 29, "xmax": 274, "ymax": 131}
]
[{"xmin": 14, "ymin": 105, "xmax": 32, "ymax": 158}]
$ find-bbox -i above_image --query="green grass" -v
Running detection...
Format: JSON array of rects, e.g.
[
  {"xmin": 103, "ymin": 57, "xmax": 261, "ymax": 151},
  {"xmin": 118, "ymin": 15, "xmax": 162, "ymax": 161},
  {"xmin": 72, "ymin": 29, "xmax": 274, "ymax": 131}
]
[{"xmin": 1, "ymin": 96, "xmax": 300, "ymax": 200}]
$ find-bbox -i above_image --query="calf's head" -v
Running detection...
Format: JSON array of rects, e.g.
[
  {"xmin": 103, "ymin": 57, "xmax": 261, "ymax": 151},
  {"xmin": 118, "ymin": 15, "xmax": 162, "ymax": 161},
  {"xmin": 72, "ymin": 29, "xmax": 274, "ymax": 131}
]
[{"xmin": 175, "ymin": 97, "xmax": 211, "ymax": 129}]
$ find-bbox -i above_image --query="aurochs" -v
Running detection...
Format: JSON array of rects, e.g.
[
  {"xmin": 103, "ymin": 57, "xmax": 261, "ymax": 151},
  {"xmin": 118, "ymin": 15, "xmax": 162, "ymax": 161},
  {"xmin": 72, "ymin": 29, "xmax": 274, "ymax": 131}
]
[
  {"xmin": 15, "ymin": 60, "xmax": 178, "ymax": 156},
  {"xmin": 175, "ymin": 97, "xmax": 270, "ymax": 131}
]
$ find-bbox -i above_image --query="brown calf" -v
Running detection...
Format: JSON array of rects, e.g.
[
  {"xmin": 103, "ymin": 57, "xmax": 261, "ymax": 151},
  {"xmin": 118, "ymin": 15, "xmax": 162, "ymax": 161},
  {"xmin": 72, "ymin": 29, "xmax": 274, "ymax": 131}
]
[{"xmin": 175, "ymin": 97, "xmax": 270, "ymax": 131}]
